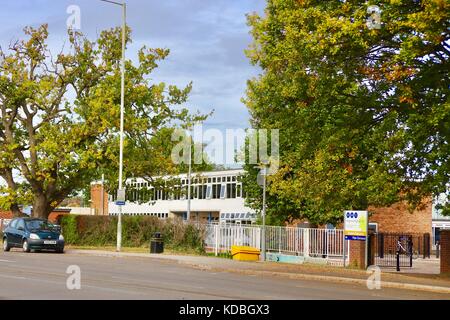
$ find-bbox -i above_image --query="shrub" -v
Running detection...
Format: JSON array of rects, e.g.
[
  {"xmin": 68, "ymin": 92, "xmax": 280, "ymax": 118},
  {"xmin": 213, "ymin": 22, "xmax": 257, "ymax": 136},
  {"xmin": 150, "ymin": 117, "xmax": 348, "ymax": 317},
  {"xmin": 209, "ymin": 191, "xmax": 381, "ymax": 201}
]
[{"xmin": 60, "ymin": 215, "xmax": 205, "ymax": 253}]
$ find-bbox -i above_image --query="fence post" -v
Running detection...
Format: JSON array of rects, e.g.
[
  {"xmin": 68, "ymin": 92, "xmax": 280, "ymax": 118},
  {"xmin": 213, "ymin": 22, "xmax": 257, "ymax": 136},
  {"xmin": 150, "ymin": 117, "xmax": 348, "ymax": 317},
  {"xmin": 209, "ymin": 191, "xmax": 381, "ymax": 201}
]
[
  {"xmin": 278, "ymin": 227, "xmax": 282, "ymax": 253},
  {"xmin": 378, "ymin": 233, "xmax": 384, "ymax": 259},
  {"xmin": 423, "ymin": 233, "xmax": 430, "ymax": 259},
  {"xmin": 304, "ymin": 228, "xmax": 310, "ymax": 257},
  {"xmin": 214, "ymin": 225, "xmax": 219, "ymax": 256},
  {"xmin": 409, "ymin": 236, "xmax": 413, "ymax": 267}
]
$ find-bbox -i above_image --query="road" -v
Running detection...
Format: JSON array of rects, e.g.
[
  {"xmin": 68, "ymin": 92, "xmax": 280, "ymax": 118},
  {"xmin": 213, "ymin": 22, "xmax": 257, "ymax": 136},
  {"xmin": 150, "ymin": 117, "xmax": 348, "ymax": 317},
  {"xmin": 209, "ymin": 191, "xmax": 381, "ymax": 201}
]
[{"xmin": 0, "ymin": 250, "xmax": 448, "ymax": 300}]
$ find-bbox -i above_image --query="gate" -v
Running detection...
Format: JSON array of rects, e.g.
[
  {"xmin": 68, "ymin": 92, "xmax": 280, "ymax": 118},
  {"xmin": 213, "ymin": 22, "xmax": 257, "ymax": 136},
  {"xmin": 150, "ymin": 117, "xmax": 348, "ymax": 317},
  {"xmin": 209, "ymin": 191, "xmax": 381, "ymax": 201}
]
[{"xmin": 368, "ymin": 232, "xmax": 431, "ymax": 270}]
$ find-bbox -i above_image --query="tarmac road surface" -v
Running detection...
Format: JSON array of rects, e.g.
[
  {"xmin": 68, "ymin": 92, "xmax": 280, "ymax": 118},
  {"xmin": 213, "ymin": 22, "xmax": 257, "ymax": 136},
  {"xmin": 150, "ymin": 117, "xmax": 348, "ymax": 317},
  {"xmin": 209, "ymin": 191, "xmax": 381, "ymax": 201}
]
[{"xmin": 0, "ymin": 250, "xmax": 448, "ymax": 300}]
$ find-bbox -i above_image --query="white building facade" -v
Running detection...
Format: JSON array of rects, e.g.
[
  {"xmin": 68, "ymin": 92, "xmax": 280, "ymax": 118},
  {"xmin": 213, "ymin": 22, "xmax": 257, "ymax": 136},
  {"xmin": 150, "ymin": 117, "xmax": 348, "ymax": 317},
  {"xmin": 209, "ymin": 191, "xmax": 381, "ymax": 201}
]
[{"xmin": 108, "ymin": 169, "xmax": 257, "ymax": 224}]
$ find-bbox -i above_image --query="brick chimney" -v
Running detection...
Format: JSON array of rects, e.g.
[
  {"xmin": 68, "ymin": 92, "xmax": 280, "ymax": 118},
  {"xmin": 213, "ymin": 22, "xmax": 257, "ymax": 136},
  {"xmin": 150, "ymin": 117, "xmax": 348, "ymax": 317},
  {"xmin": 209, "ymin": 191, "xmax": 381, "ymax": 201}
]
[{"xmin": 90, "ymin": 182, "xmax": 109, "ymax": 216}]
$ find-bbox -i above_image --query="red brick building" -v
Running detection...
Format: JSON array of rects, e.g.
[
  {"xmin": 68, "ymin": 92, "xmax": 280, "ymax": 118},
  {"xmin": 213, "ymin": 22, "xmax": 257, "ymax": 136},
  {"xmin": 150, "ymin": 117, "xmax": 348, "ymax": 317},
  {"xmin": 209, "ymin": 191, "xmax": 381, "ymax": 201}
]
[
  {"xmin": 368, "ymin": 199, "xmax": 432, "ymax": 235},
  {"xmin": 90, "ymin": 183, "xmax": 108, "ymax": 216},
  {"xmin": 0, "ymin": 211, "xmax": 14, "ymax": 220}
]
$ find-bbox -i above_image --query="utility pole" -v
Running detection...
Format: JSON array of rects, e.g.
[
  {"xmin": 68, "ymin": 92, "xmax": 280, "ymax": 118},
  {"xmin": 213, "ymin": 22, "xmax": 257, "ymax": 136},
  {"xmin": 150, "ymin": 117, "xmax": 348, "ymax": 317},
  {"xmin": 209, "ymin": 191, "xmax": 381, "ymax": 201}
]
[
  {"xmin": 100, "ymin": 0, "xmax": 126, "ymax": 252},
  {"xmin": 186, "ymin": 128, "xmax": 193, "ymax": 222}
]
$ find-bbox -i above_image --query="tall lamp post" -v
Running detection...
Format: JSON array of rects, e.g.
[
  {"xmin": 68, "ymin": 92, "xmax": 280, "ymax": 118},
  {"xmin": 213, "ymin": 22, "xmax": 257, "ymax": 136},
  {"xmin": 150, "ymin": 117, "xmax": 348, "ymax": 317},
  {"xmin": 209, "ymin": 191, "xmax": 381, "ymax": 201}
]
[
  {"xmin": 186, "ymin": 129, "xmax": 192, "ymax": 223},
  {"xmin": 256, "ymin": 162, "xmax": 269, "ymax": 261},
  {"xmin": 100, "ymin": 0, "xmax": 126, "ymax": 252}
]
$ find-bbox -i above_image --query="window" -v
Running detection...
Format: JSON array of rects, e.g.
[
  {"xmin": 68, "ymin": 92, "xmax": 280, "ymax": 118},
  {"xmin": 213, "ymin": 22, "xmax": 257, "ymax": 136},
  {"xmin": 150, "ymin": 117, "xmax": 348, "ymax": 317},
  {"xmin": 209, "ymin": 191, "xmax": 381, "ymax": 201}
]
[
  {"xmin": 368, "ymin": 223, "xmax": 378, "ymax": 233},
  {"xmin": 17, "ymin": 219, "xmax": 25, "ymax": 230},
  {"xmin": 212, "ymin": 184, "xmax": 219, "ymax": 199},
  {"xmin": 25, "ymin": 220, "xmax": 56, "ymax": 231},
  {"xmin": 236, "ymin": 185, "xmax": 242, "ymax": 198},
  {"xmin": 220, "ymin": 184, "xmax": 226, "ymax": 199},
  {"xmin": 206, "ymin": 185, "xmax": 212, "ymax": 199},
  {"xmin": 227, "ymin": 176, "xmax": 231, "ymax": 182},
  {"xmin": 9, "ymin": 219, "xmax": 18, "ymax": 229}
]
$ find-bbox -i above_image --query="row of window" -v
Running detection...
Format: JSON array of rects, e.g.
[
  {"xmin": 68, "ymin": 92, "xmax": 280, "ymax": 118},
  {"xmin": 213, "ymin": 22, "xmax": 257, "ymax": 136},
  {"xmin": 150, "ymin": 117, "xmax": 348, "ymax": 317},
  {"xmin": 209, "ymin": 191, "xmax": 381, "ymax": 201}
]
[
  {"xmin": 110, "ymin": 213, "xmax": 169, "ymax": 219},
  {"xmin": 220, "ymin": 213, "xmax": 257, "ymax": 220},
  {"xmin": 129, "ymin": 175, "xmax": 241, "ymax": 189},
  {"xmin": 111, "ymin": 182, "xmax": 244, "ymax": 202}
]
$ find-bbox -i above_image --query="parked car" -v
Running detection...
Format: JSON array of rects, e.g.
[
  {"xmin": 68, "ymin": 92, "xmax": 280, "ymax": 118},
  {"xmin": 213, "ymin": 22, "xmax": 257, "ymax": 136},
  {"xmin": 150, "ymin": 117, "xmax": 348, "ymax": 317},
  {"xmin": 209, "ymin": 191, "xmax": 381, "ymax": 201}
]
[{"xmin": 2, "ymin": 218, "xmax": 64, "ymax": 253}]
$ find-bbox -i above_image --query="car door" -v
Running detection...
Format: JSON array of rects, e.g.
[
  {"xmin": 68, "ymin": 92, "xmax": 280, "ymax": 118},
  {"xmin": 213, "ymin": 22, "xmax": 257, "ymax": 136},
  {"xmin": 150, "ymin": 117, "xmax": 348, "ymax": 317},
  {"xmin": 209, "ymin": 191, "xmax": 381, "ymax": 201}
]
[
  {"xmin": 4, "ymin": 219, "xmax": 18, "ymax": 246},
  {"xmin": 14, "ymin": 219, "xmax": 26, "ymax": 246}
]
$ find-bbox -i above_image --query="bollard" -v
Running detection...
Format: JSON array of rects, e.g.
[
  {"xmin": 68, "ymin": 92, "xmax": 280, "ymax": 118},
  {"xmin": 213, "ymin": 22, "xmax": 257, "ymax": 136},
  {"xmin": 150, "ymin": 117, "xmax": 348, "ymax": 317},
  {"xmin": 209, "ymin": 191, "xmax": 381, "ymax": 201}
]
[
  {"xmin": 396, "ymin": 250, "xmax": 400, "ymax": 272},
  {"xmin": 408, "ymin": 236, "xmax": 413, "ymax": 268}
]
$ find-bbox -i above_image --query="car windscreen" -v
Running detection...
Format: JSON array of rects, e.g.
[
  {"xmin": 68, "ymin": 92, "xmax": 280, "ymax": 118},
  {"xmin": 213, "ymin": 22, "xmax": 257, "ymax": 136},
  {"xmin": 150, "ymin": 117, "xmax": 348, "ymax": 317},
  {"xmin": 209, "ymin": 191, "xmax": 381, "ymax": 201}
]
[{"xmin": 25, "ymin": 220, "xmax": 57, "ymax": 232}]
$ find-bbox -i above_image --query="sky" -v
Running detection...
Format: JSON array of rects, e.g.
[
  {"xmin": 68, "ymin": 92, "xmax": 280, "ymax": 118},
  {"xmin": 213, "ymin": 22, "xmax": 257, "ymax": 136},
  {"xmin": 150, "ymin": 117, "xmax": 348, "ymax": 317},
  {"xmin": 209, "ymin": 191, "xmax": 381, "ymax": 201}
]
[{"xmin": 0, "ymin": 0, "xmax": 266, "ymax": 164}]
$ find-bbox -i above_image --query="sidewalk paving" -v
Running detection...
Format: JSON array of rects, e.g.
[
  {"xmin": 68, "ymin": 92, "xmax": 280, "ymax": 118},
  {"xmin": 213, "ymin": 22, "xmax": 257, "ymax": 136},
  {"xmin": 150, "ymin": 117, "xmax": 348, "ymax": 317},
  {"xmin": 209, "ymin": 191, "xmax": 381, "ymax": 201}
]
[{"xmin": 67, "ymin": 249, "xmax": 450, "ymax": 294}]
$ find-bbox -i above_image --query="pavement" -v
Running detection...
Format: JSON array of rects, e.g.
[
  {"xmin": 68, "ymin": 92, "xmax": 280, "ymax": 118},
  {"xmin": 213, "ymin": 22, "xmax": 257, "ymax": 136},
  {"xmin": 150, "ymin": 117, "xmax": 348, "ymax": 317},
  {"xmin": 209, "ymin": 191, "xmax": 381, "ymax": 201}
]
[
  {"xmin": 67, "ymin": 249, "xmax": 450, "ymax": 293},
  {"xmin": 0, "ymin": 249, "xmax": 449, "ymax": 300}
]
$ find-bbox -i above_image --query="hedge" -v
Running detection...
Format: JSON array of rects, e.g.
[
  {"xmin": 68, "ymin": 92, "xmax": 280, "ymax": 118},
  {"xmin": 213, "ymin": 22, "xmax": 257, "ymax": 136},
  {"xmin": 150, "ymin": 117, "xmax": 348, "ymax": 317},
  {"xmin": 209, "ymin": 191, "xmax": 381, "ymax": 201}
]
[{"xmin": 59, "ymin": 215, "xmax": 206, "ymax": 253}]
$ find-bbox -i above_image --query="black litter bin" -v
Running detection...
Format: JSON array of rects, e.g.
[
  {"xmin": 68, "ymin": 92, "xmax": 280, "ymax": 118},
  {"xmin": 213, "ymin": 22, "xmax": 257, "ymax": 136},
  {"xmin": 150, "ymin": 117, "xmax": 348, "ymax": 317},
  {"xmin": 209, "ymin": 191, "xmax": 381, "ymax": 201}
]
[{"xmin": 150, "ymin": 232, "xmax": 164, "ymax": 254}]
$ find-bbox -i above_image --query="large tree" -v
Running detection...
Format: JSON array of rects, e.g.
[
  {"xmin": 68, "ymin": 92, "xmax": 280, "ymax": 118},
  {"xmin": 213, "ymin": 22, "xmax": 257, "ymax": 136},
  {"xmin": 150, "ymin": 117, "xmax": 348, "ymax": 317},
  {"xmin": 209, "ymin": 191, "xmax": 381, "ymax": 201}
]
[
  {"xmin": 0, "ymin": 25, "xmax": 204, "ymax": 219},
  {"xmin": 244, "ymin": 0, "xmax": 449, "ymax": 225}
]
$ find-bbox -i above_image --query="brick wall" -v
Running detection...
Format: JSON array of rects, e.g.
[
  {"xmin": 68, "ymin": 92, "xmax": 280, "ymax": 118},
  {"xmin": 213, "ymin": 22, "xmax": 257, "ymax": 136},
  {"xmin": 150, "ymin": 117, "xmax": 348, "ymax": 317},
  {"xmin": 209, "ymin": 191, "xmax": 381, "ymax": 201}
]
[
  {"xmin": 369, "ymin": 199, "xmax": 432, "ymax": 235},
  {"xmin": 0, "ymin": 211, "xmax": 13, "ymax": 219},
  {"xmin": 349, "ymin": 240, "xmax": 366, "ymax": 269},
  {"xmin": 48, "ymin": 212, "xmax": 70, "ymax": 223},
  {"xmin": 90, "ymin": 184, "xmax": 108, "ymax": 216},
  {"xmin": 440, "ymin": 230, "xmax": 450, "ymax": 274}
]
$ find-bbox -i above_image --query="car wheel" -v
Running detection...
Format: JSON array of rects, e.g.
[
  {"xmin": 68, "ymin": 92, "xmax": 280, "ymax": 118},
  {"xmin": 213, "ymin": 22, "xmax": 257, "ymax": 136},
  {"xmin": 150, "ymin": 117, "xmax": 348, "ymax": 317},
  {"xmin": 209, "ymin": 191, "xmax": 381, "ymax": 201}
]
[
  {"xmin": 3, "ymin": 238, "xmax": 10, "ymax": 252},
  {"xmin": 22, "ymin": 240, "xmax": 31, "ymax": 253},
  {"xmin": 56, "ymin": 247, "xmax": 64, "ymax": 254}
]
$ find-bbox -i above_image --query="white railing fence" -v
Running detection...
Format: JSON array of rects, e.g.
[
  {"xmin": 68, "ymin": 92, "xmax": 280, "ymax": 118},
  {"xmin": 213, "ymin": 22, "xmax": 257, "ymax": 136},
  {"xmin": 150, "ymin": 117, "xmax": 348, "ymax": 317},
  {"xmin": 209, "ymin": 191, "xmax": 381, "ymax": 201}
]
[
  {"xmin": 205, "ymin": 224, "xmax": 261, "ymax": 256},
  {"xmin": 0, "ymin": 219, "xmax": 11, "ymax": 232},
  {"xmin": 204, "ymin": 224, "xmax": 345, "ymax": 264}
]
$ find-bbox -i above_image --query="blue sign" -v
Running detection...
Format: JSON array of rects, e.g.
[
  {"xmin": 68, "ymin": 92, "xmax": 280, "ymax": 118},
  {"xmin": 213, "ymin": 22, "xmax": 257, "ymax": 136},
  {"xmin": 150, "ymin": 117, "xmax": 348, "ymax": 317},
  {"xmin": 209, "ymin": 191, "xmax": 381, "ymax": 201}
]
[
  {"xmin": 345, "ymin": 235, "xmax": 366, "ymax": 241},
  {"xmin": 116, "ymin": 201, "xmax": 126, "ymax": 206},
  {"xmin": 346, "ymin": 212, "xmax": 359, "ymax": 219}
]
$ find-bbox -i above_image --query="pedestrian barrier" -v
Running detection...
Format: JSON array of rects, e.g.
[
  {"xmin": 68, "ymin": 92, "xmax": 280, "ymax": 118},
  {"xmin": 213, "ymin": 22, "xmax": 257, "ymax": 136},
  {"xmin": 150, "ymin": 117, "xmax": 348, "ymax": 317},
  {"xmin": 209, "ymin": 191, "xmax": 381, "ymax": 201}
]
[{"xmin": 204, "ymin": 224, "xmax": 345, "ymax": 265}]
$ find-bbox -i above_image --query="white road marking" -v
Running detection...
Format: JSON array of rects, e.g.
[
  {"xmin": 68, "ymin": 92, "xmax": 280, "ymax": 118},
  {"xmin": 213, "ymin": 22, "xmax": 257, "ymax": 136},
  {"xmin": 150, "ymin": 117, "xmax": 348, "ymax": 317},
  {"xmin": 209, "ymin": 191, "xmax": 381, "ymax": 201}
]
[
  {"xmin": 0, "ymin": 274, "xmax": 27, "ymax": 280},
  {"xmin": 0, "ymin": 259, "xmax": 14, "ymax": 263}
]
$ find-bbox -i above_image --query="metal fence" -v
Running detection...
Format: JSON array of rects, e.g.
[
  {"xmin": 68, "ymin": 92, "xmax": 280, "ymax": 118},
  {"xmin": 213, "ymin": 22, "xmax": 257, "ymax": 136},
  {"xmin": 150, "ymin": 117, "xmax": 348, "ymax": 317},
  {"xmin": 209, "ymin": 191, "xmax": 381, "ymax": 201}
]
[
  {"xmin": 0, "ymin": 219, "xmax": 11, "ymax": 232},
  {"xmin": 204, "ymin": 224, "xmax": 345, "ymax": 264},
  {"xmin": 265, "ymin": 226, "xmax": 344, "ymax": 258},
  {"xmin": 205, "ymin": 224, "xmax": 261, "ymax": 256}
]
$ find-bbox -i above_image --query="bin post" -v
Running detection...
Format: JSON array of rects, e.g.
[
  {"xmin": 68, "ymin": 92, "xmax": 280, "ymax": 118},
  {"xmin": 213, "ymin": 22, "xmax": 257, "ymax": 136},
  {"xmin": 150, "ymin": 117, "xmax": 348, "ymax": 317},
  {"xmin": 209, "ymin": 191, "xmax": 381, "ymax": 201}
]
[{"xmin": 150, "ymin": 232, "xmax": 164, "ymax": 254}]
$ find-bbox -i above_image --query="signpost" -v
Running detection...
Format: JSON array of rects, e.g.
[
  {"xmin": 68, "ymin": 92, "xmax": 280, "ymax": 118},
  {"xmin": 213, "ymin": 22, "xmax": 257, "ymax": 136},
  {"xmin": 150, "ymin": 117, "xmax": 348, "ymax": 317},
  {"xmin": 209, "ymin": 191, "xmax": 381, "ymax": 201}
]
[
  {"xmin": 344, "ymin": 210, "xmax": 368, "ymax": 241},
  {"xmin": 116, "ymin": 189, "xmax": 126, "ymax": 206},
  {"xmin": 344, "ymin": 210, "xmax": 369, "ymax": 268}
]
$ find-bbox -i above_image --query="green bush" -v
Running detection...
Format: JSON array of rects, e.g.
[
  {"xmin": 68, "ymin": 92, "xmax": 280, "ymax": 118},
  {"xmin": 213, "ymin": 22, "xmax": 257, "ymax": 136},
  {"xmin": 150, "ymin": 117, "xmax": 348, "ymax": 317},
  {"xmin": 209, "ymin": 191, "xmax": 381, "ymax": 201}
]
[{"xmin": 60, "ymin": 215, "xmax": 206, "ymax": 253}]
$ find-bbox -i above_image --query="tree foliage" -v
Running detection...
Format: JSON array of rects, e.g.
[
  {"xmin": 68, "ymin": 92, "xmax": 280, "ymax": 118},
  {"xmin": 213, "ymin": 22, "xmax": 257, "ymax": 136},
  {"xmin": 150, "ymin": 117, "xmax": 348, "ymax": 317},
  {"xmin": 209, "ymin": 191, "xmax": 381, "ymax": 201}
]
[
  {"xmin": 244, "ymin": 0, "xmax": 449, "ymax": 224},
  {"xmin": 0, "ymin": 25, "xmax": 205, "ymax": 218}
]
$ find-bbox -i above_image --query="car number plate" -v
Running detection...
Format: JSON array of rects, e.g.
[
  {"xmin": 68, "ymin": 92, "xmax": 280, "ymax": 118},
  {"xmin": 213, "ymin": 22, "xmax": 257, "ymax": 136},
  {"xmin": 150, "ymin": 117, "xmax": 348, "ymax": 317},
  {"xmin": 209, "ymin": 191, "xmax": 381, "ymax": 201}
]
[{"xmin": 44, "ymin": 240, "xmax": 57, "ymax": 245}]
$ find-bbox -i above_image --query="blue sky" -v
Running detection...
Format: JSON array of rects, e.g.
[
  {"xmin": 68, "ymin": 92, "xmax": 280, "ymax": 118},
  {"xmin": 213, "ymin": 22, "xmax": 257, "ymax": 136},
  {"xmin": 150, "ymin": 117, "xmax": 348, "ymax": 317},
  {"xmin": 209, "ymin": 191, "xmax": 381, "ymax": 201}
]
[{"xmin": 0, "ymin": 0, "xmax": 265, "ymax": 133}]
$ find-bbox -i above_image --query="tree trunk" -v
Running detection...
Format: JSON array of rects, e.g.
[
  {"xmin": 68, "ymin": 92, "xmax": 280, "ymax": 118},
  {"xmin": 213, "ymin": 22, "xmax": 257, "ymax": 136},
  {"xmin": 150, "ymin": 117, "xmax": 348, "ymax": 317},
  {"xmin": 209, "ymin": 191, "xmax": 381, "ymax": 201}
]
[
  {"xmin": 32, "ymin": 194, "xmax": 52, "ymax": 219},
  {"xmin": 10, "ymin": 203, "xmax": 24, "ymax": 217}
]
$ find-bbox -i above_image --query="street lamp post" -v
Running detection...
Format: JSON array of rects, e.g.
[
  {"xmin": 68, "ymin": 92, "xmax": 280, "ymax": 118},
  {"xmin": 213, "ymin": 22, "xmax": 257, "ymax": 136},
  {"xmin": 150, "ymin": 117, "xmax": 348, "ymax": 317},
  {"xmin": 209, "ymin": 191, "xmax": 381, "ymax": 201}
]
[
  {"xmin": 256, "ymin": 163, "xmax": 269, "ymax": 261},
  {"xmin": 262, "ymin": 166, "xmax": 267, "ymax": 261},
  {"xmin": 186, "ymin": 130, "xmax": 192, "ymax": 223},
  {"xmin": 100, "ymin": 0, "xmax": 126, "ymax": 252}
]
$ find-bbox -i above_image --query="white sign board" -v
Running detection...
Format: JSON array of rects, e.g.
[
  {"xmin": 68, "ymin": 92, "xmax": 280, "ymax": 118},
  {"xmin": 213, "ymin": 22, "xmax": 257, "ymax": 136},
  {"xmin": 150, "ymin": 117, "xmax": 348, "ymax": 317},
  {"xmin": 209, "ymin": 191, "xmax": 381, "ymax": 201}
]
[{"xmin": 344, "ymin": 210, "xmax": 368, "ymax": 241}]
